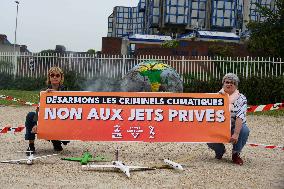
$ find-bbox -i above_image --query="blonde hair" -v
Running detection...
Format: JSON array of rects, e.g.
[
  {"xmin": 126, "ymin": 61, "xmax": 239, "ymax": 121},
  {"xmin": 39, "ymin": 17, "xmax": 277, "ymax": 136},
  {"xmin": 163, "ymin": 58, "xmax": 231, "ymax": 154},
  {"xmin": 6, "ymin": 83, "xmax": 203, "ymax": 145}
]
[{"xmin": 46, "ymin": 67, "xmax": 64, "ymax": 85}]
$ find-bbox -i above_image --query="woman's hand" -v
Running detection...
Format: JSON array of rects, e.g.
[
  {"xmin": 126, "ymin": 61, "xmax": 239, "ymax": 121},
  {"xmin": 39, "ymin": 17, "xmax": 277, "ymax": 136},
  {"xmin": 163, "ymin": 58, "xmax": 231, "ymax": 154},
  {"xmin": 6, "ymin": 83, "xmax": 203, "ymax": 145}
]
[
  {"xmin": 218, "ymin": 88, "xmax": 227, "ymax": 95},
  {"xmin": 31, "ymin": 125, "xmax": 38, "ymax": 133},
  {"xmin": 229, "ymin": 133, "xmax": 239, "ymax": 144},
  {"xmin": 46, "ymin": 89, "xmax": 55, "ymax": 93}
]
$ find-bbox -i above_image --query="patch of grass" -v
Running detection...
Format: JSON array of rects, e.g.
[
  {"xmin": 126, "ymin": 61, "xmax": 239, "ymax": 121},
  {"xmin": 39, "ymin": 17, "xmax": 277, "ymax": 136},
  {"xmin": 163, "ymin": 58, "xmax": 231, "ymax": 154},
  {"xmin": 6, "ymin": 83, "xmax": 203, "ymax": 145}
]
[
  {"xmin": 0, "ymin": 90, "xmax": 39, "ymax": 106},
  {"xmin": 248, "ymin": 109, "xmax": 284, "ymax": 117}
]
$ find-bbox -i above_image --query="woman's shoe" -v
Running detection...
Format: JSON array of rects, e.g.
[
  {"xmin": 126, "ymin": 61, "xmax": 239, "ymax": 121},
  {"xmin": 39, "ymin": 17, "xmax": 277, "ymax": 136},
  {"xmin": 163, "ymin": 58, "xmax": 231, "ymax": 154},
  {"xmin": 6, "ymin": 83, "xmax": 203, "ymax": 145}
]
[
  {"xmin": 51, "ymin": 140, "xmax": 63, "ymax": 151},
  {"xmin": 215, "ymin": 148, "xmax": 226, "ymax": 159},
  {"xmin": 232, "ymin": 153, "xmax": 244, "ymax": 165},
  {"xmin": 26, "ymin": 144, "xmax": 35, "ymax": 156}
]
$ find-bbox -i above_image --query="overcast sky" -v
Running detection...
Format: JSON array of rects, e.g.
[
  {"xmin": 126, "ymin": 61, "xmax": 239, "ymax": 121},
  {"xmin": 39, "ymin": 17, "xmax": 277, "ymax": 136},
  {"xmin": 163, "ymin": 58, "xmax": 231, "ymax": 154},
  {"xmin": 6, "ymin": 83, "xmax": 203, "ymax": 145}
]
[{"xmin": 0, "ymin": 0, "xmax": 139, "ymax": 52}]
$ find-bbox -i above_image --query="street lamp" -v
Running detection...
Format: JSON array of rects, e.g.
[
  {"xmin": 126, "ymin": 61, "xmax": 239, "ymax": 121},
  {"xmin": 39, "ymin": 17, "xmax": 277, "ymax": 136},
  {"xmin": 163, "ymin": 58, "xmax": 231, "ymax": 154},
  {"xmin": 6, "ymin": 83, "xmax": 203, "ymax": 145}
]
[
  {"xmin": 13, "ymin": 1, "xmax": 19, "ymax": 77},
  {"xmin": 14, "ymin": 1, "xmax": 19, "ymax": 52}
]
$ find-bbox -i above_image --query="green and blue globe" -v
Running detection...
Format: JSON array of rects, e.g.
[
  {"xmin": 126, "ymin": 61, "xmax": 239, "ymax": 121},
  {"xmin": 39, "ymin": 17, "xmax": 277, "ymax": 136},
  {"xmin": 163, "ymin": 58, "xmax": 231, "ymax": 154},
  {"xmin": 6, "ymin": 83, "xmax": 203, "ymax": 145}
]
[{"xmin": 121, "ymin": 60, "xmax": 183, "ymax": 92}]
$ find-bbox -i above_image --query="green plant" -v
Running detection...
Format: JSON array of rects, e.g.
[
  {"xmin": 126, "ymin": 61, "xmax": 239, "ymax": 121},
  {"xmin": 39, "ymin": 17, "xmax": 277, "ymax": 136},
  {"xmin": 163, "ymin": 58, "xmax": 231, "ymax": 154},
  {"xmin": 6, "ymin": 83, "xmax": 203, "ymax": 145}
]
[
  {"xmin": 247, "ymin": 0, "xmax": 284, "ymax": 58},
  {"xmin": 87, "ymin": 49, "xmax": 96, "ymax": 54},
  {"xmin": 63, "ymin": 70, "xmax": 86, "ymax": 91},
  {"xmin": 208, "ymin": 45, "xmax": 234, "ymax": 57},
  {"xmin": 161, "ymin": 40, "xmax": 179, "ymax": 48}
]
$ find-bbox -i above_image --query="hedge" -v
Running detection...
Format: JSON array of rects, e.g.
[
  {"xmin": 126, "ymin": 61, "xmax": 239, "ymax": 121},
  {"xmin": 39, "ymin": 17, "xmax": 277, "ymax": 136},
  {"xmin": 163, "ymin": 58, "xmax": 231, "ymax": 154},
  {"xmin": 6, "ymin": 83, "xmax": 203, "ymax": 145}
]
[
  {"xmin": 184, "ymin": 76, "xmax": 284, "ymax": 105},
  {"xmin": 0, "ymin": 72, "xmax": 283, "ymax": 105}
]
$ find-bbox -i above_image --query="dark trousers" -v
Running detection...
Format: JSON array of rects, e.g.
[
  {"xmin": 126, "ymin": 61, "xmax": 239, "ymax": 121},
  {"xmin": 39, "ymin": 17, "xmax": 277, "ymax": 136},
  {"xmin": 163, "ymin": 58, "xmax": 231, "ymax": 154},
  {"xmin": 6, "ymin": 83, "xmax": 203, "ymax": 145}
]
[
  {"xmin": 24, "ymin": 112, "xmax": 69, "ymax": 146},
  {"xmin": 207, "ymin": 123, "xmax": 250, "ymax": 156},
  {"xmin": 25, "ymin": 112, "xmax": 37, "ymax": 140}
]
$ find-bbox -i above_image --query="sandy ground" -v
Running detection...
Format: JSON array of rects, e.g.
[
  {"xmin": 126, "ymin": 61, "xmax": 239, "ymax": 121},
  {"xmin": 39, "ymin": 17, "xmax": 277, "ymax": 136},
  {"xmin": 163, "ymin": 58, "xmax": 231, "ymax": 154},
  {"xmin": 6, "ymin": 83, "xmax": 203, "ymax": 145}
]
[{"xmin": 0, "ymin": 106, "xmax": 283, "ymax": 189}]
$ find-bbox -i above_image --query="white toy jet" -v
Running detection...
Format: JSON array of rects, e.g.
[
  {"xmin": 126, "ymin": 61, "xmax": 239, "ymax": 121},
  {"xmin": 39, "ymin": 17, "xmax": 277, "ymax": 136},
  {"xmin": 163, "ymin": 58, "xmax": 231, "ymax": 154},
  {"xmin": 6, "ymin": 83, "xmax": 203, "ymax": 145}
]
[
  {"xmin": 82, "ymin": 161, "xmax": 155, "ymax": 178},
  {"xmin": 82, "ymin": 147, "xmax": 155, "ymax": 178},
  {"xmin": 1, "ymin": 152, "xmax": 58, "ymax": 165},
  {"xmin": 163, "ymin": 159, "xmax": 184, "ymax": 171}
]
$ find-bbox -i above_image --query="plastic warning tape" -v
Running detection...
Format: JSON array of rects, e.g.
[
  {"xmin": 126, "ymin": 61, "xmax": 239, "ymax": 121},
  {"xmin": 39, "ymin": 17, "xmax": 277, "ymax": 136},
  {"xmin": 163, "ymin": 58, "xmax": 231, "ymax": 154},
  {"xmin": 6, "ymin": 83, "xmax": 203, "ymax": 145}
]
[
  {"xmin": 247, "ymin": 102, "xmax": 284, "ymax": 113},
  {"xmin": 0, "ymin": 125, "xmax": 25, "ymax": 134},
  {"xmin": 0, "ymin": 95, "xmax": 38, "ymax": 107},
  {"xmin": 247, "ymin": 142, "xmax": 284, "ymax": 150},
  {"xmin": 0, "ymin": 94, "xmax": 283, "ymax": 112}
]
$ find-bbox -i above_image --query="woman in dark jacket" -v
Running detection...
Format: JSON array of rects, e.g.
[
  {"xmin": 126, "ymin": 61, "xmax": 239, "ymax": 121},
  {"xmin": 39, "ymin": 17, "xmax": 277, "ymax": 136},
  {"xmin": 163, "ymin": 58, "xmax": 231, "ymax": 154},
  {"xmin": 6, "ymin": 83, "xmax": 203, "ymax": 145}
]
[{"xmin": 25, "ymin": 67, "xmax": 69, "ymax": 154}]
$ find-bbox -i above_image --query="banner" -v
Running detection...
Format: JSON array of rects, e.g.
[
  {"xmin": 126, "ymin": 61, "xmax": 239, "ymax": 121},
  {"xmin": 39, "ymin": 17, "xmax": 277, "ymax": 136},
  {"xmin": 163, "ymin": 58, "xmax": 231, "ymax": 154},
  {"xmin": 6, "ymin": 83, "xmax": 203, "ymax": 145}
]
[{"xmin": 38, "ymin": 92, "xmax": 230, "ymax": 142}]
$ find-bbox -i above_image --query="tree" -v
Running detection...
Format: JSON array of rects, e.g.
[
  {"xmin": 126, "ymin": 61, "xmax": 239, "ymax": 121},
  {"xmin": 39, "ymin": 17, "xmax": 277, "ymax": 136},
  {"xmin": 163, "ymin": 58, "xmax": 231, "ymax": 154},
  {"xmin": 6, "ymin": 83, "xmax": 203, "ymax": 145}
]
[
  {"xmin": 247, "ymin": 0, "xmax": 284, "ymax": 58},
  {"xmin": 87, "ymin": 49, "xmax": 96, "ymax": 54},
  {"xmin": 161, "ymin": 40, "xmax": 179, "ymax": 48},
  {"xmin": 40, "ymin": 49, "xmax": 56, "ymax": 54},
  {"xmin": 208, "ymin": 43, "xmax": 234, "ymax": 57}
]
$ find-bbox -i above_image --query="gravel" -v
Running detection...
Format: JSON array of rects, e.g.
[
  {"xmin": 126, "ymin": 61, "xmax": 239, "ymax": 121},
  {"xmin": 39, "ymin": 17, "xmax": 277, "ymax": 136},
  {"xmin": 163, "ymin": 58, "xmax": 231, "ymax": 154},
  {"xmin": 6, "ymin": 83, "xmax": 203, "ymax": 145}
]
[{"xmin": 0, "ymin": 106, "xmax": 283, "ymax": 189}]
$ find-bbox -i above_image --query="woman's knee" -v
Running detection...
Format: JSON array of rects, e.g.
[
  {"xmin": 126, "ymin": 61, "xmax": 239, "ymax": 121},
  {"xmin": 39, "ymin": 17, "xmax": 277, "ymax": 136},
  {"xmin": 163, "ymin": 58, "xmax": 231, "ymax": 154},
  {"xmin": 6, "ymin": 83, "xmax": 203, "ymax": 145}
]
[
  {"xmin": 26, "ymin": 112, "xmax": 36, "ymax": 120},
  {"xmin": 25, "ymin": 112, "xmax": 36, "ymax": 128},
  {"xmin": 240, "ymin": 124, "xmax": 250, "ymax": 137}
]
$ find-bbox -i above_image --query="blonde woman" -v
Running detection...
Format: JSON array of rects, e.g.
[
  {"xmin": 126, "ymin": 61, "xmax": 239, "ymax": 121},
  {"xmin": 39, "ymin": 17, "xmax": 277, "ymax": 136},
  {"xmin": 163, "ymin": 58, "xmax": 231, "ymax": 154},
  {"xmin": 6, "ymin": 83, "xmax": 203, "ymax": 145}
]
[{"xmin": 25, "ymin": 67, "xmax": 68, "ymax": 154}]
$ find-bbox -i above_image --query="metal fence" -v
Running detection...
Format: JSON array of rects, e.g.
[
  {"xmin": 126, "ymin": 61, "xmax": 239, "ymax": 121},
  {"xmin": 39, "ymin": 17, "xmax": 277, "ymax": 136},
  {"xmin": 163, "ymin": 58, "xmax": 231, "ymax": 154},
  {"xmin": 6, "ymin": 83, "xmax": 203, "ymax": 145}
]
[{"xmin": 0, "ymin": 52, "xmax": 283, "ymax": 81}]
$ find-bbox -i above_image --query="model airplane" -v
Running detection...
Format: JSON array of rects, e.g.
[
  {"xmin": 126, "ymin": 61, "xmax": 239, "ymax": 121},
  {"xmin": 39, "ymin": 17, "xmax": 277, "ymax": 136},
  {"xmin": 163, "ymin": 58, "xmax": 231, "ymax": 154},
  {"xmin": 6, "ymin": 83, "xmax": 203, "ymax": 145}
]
[
  {"xmin": 82, "ymin": 148, "xmax": 155, "ymax": 178},
  {"xmin": 163, "ymin": 159, "xmax": 184, "ymax": 170},
  {"xmin": 82, "ymin": 160, "xmax": 155, "ymax": 178},
  {"xmin": 150, "ymin": 158, "xmax": 185, "ymax": 171},
  {"xmin": 1, "ymin": 152, "xmax": 58, "ymax": 165},
  {"xmin": 61, "ymin": 151, "xmax": 108, "ymax": 165}
]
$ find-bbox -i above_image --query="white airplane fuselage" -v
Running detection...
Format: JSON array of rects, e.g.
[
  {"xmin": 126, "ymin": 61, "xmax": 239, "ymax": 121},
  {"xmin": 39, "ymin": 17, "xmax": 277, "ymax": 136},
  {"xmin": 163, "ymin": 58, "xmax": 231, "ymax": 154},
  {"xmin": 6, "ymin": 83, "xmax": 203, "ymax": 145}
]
[
  {"xmin": 113, "ymin": 161, "xmax": 130, "ymax": 177},
  {"xmin": 163, "ymin": 159, "xmax": 183, "ymax": 171},
  {"xmin": 27, "ymin": 154, "xmax": 34, "ymax": 165}
]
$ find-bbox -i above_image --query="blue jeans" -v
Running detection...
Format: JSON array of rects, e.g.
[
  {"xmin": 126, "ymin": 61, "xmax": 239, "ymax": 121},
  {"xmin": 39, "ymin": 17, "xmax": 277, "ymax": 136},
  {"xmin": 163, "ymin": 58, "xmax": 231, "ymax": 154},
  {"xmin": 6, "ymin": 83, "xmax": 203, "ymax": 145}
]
[
  {"xmin": 25, "ymin": 112, "xmax": 37, "ymax": 140},
  {"xmin": 207, "ymin": 123, "xmax": 250, "ymax": 155}
]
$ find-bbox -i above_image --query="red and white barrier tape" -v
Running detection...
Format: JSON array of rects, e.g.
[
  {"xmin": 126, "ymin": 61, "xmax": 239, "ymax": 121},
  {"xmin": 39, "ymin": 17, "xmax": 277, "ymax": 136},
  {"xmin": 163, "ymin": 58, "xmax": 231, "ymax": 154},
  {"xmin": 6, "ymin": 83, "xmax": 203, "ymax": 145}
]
[
  {"xmin": 247, "ymin": 142, "xmax": 284, "ymax": 150},
  {"xmin": 0, "ymin": 95, "xmax": 38, "ymax": 107},
  {"xmin": 0, "ymin": 94, "xmax": 283, "ymax": 112},
  {"xmin": 0, "ymin": 126, "xmax": 283, "ymax": 151},
  {"xmin": 0, "ymin": 125, "xmax": 25, "ymax": 134},
  {"xmin": 247, "ymin": 102, "xmax": 284, "ymax": 112}
]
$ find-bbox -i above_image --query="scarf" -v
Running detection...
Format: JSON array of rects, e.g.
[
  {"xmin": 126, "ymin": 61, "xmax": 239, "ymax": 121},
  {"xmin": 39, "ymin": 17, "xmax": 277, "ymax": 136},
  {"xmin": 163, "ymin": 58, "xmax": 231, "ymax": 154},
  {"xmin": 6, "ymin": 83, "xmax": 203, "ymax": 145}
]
[{"xmin": 219, "ymin": 88, "xmax": 240, "ymax": 111}]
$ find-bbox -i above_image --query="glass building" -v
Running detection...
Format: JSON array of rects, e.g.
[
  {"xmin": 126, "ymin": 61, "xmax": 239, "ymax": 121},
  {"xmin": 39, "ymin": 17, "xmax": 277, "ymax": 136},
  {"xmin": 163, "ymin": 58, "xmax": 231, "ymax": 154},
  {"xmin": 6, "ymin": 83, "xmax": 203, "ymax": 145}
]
[
  {"xmin": 107, "ymin": 13, "xmax": 113, "ymax": 37},
  {"xmin": 189, "ymin": 0, "xmax": 207, "ymax": 28},
  {"xmin": 108, "ymin": 6, "xmax": 145, "ymax": 37},
  {"xmin": 211, "ymin": 0, "xmax": 244, "ymax": 30},
  {"xmin": 164, "ymin": 0, "xmax": 189, "ymax": 25},
  {"xmin": 107, "ymin": 0, "xmax": 276, "ymax": 37}
]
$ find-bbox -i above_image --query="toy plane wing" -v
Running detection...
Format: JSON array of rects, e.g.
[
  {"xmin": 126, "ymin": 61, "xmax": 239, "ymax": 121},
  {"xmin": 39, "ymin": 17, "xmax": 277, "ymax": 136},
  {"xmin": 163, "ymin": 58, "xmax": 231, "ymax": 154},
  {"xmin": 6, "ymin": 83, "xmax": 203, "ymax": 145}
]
[
  {"xmin": 82, "ymin": 164, "xmax": 153, "ymax": 170},
  {"xmin": 1, "ymin": 158, "xmax": 28, "ymax": 164},
  {"xmin": 61, "ymin": 157, "xmax": 82, "ymax": 161},
  {"xmin": 83, "ymin": 164, "xmax": 117, "ymax": 169},
  {"xmin": 32, "ymin": 154, "xmax": 58, "ymax": 160},
  {"xmin": 82, "ymin": 161, "xmax": 155, "ymax": 178},
  {"xmin": 127, "ymin": 165, "xmax": 155, "ymax": 170}
]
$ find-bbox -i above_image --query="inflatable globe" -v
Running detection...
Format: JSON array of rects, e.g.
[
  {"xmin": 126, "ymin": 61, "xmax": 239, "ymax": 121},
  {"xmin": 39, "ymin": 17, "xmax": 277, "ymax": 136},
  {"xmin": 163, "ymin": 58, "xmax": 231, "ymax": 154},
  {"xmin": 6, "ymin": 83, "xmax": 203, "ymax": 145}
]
[{"xmin": 121, "ymin": 60, "xmax": 183, "ymax": 92}]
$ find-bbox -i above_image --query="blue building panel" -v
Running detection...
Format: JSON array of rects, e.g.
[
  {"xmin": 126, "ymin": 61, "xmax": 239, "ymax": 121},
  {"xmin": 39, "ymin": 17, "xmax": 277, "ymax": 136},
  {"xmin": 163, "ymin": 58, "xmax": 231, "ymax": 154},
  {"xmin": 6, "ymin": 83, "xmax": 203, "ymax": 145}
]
[
  {"xmin": 131, "ymin": 7, "xmax": 145, "ymax": 34},
  {"xmin": 164, "ymin": 0, "xmax": 189, "ymax": 25},
  {"xmin": 236, "ymin": 0, "xmax": 243, "ymax": 29},
  {"xmin": 138, "ymin": 0, "xmax": 146, "ymax": 12},
  {"xmin": 211, "ymin": 0, "xmax": 237, "ymax": 28},
  {"xmin": 149, "ymin": 0, "xmax": 161, "ymax": 27},
  {"xmin": 107, "ymin": 13, "xmax": 114, "ymax": 37},
  {"xmin": 114, "ymin": 6, "xmax": 133, "ymax": 37},
  {"xmin": 189, "ymin": 0, "xmax": 207, "ymax": 28}
]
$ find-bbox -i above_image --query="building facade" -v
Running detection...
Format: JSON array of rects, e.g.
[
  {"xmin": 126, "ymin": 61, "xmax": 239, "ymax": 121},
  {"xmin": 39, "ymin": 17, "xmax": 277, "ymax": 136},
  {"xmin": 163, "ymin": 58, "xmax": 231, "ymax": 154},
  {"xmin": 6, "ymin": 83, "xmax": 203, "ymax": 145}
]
[{"xmin": 107, "ymin": 0, "xmax": 276, "ymax": 37}]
